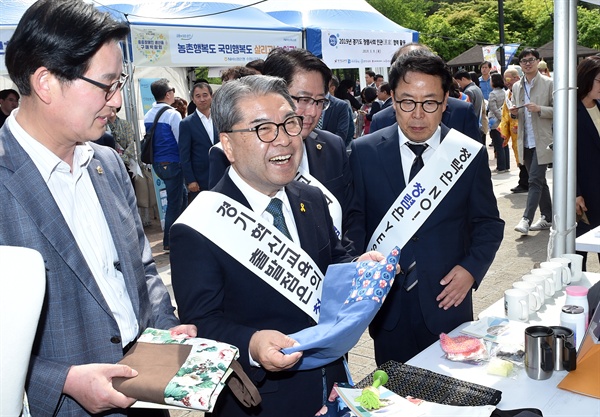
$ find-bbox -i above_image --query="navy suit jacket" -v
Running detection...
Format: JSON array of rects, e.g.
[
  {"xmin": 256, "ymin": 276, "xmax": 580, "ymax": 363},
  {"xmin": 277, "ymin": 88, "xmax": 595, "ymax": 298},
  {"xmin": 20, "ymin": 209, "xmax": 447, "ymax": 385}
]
[
  {"xmin": 179, "ymin": 111, "xmax": 218, "ymax": 190},
  {"xmin": 170, "ymin": 174, "xmax": 351, "ymax": 416},
  {"xmin": 347, "ymin": 124, "xmax": 504, "ymax": 335},
  {"xmin": 321, "ymin": 95, "xmax": 351, "ymax": 143},
  {"xmin": 208, "ymin": 129, "xmax": 354, "ymax": 232},
  {"xmin": 576, "ymin": 99, "xmax": 600, "ymax": 235},
  {"xmin": 369, "ymin": 97, "xmax": 480, "ymax": 141},
  {"xmin": 0, "ymin": 125, "xmax": 179, "ymax": 416}
]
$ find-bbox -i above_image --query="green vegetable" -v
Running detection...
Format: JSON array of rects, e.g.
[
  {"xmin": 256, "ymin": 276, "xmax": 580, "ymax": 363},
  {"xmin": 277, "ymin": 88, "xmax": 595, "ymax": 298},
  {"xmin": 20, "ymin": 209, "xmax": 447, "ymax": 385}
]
[{"xmin": 355, "ymin": 370, "xmax": 389, "ymax": 410}]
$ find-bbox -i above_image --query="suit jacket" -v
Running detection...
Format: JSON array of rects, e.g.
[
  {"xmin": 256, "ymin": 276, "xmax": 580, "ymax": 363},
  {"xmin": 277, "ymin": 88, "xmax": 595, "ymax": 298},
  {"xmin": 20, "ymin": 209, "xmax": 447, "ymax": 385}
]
[
  {"xmin": 512, "ymin": 73, "xmax": 554, "ymax": 165},
  {"xmin": 170, "ymin": 174, "xmax": 351, "ymax": 416},
  {"xmin": 576, "ymin": 99, "xmax": 600, "ymax": 235},
  {"xmin": 347, "ymin": 124, "xmax": 504, "ymax": 335},
  {"xmin": 179, "ymin": 111, "xmax": 219, "ymax": 190},
  {"xmin": 369, "ymin": 97, "xmax": 480, "ymax": 141},
  {"xmin": 208, "ymin": 129, "xmax": 354, "ymax": 233},
  {"xmin": 0, "ymin": 125, "xmax": 179, "ymax": 416},
  {"xmin": 321, "ymin": 94, "xmax": 351, "ymax": 142}
]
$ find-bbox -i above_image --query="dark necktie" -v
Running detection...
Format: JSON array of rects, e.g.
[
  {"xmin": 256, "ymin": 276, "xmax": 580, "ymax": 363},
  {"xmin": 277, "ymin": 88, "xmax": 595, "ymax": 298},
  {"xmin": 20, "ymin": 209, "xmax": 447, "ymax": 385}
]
[
  {"xmin": 404, "ymin": 143, "xmax": 428, "ymax": 291},
  {"xmin": 407, "ymin": 143, "xmax": 428, "ymax": 181},
  {"xmin": 265, "ymin": 198, "xmax": 293, "ymax": 241}
]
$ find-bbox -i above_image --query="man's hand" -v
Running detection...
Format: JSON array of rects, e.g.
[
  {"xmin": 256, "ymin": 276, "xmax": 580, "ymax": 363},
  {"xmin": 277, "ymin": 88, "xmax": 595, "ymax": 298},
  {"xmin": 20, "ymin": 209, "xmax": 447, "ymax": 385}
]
[
  {"xmin": 187, "ymin": 182, "xmax": 200, "ymax": 193},
  {"xmin": 249, "ymin": 330, "xmax": 302, "ymax": 372},
  {"xmin": 436, "ymin": 265, "xmax": 475, "ymax": 310},
  {"xmin": 357, "ymin": 251, "xmax": 401, "ymax": 274},
  {"xmin": 576, "ymin": 196, "xmax": 587, "ymax": 217},
  {"xmin": 62, "ymin": 364, "xmax": 138, "ymax": 414},
  {"xmin": 169, "ymin": 324, "xmax": 198, "ymax": 337},
  {"xmin": 524, "ymin": 103, "xmax": 541, "ymax": 113}
]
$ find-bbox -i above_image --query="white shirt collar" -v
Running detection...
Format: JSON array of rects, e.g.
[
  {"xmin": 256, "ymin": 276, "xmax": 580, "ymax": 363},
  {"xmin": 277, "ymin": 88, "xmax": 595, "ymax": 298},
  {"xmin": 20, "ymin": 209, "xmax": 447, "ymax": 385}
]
[
  {"xmin": 397, "ymin": 124, "xmax": 442, "ymax": 151},
  {"xmin": 227, "ymin": 166, "xmax": 290, "ymax": 215}
]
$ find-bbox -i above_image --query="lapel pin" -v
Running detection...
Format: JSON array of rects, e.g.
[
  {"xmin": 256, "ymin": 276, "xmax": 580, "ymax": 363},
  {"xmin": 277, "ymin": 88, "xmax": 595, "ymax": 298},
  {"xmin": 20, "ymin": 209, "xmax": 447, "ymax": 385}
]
[
  {"xmin": 96, "ymin": 166, "xmax": 104, "ymax": 175},
  {"xmin": 316, "ymin": 144, "xmax": 323, "ymax": 150},
  {"xmin": 300, "ymin": 203, "xmax": 306, "ymax": 213}
]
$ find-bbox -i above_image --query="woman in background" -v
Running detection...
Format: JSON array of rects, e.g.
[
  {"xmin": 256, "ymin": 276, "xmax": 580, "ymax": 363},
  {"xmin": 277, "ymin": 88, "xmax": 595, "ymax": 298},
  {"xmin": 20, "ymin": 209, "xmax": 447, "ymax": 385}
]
[
  {"xmin": 575, "ymin": 55, "xmax": 600, "ymax": 270},
  {"xmin": 173, "ymin": 96, "xmax": 188, "ymax": 119},
  {"xmin": 488, "ymin": 73, "xmax": 508, "ymax": 172}
]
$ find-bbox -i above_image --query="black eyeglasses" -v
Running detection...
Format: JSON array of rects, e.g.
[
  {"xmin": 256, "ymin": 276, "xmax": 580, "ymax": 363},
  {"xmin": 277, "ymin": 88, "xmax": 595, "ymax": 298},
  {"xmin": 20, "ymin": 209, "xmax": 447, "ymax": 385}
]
[
  {"xmin": 519, "ymin": 57, "xmax": 538, "ymax": 65},
  {"xmin": 395, "ymin": 99, "xmax": 444, "ymax": 113},
  {"xmin": 78, "ymin": 72, "xmax": 129, "ymax": 101},
  {"xmin": 225, "ymin": 115, "xmax": 304, "ymax": 143},
  {"xmin": 290, "ymin": 95, "xmax": 330, "ymax": 111}
]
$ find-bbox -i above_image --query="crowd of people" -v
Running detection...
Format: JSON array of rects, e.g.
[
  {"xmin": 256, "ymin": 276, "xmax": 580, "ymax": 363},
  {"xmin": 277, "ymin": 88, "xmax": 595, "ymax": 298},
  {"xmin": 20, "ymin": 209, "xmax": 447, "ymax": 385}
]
[{"xmin": 1, "ymin": 0, "xmax": 599, "ymax": 416}]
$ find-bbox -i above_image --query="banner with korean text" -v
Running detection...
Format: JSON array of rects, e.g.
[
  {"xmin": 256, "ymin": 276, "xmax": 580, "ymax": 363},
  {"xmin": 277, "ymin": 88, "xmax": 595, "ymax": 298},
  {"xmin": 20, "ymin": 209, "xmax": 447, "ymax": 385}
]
[
  {"xmin": 321, "ymin": 29, "xmax": 413, "ymax": 69},
  {"xmin": 131, "ymin": 26, "xmax": 301, "ymax": 68},
  {"xmin": 0, "ymin": 27, "xmax": 15, "ymax": 75}
]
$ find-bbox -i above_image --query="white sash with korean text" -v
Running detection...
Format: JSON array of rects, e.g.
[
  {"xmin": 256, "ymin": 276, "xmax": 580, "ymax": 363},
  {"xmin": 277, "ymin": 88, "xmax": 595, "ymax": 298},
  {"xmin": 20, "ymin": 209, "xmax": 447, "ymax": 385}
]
[
  {"xmin": 295, "ymin": 167, "xmax": 343, "ymax": 240},
  {"xmin": 175, "ymin": 191, "xmax": 323, "ymax": 322},
  {"xmin": 367, "ymin": 129, "xmax": 483, "ymax": 255}
]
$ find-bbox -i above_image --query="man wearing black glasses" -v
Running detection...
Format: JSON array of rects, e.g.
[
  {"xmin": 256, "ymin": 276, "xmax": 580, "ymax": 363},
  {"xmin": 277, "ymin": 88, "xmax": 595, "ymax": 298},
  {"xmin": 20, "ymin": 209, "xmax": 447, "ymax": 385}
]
[
  {"xmin": 0, "ymin": 0, "xmax": 195, "ymax": 415},
  {"xmin": 347, "ymin": 52, "xmax": 504, "ymax": 364},
  {"xmin": 170, "ymin": 75, "xmax": 382, "ymax": 417},
  {"xmin": 511, "ymin": 48, "xmax": 554, "ymax": 236},
  {"xmin": 209, "ymin": 48, "xmax": 354, "ymax": 249}
]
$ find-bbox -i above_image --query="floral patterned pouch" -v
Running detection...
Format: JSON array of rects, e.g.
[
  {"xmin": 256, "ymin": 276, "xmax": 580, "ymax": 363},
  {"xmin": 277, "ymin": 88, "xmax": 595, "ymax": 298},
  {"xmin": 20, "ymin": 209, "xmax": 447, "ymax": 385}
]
[{"xmin": 113, "ymin": 328, "xmax": 260, "ymax": 411}]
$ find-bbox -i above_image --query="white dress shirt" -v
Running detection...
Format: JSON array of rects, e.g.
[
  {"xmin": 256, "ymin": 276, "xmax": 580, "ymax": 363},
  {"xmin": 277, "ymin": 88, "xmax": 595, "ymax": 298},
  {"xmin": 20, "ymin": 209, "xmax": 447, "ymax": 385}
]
[
  {"xmin": 9, "ymin": 113, "xmax": 139, "ymax": 346},
  {"xmin": 196, "ymin": 109, "xmax": 216, "ymax": 144},
  {"xmin": 397, "ymin": 125, "xmax": 442, "ymax": 183}
]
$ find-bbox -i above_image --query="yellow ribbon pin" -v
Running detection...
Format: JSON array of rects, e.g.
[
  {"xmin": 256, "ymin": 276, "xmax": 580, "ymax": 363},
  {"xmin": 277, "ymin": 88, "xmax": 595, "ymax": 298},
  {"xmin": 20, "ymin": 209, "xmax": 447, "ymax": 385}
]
[
  {"xmin": 300, "ymin": 203, "xmax": 306, "ymax": 212},
  {"xmin": 96, "ymin": 166, "xmax": 104, "ymax": 175}
]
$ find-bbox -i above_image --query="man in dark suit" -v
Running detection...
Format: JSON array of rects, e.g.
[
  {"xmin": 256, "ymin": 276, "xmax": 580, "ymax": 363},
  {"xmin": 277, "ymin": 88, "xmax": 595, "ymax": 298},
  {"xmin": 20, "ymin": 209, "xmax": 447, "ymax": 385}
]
[
  {"xmin": 179, "ymin": 81, "xmax": 219, "ymax": 203},
  {"xmin": 347, "ymin": 52, "xmax": 504, "ymax": 364},
  {"xmin": 208, "ymin": 48, "xmax": 354, "ymax": 242},
  {"xmin": 321, "ymin": 93, "xmax": 352, "ymax": 145},
  {"xmin": 0, "ymin": 1, "xmax": 196, "ymax": 415},
  {"xmin": 171, "ymin": 75, "xmax": 381, "ymax": 417}
]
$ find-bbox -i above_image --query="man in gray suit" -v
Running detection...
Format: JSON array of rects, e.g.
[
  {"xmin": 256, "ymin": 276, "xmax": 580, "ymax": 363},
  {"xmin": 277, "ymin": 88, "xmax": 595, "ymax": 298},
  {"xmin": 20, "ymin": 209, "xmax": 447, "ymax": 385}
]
[{"xmin": 0, "ymin": 1, "xmax": 196, "ymax": 415}]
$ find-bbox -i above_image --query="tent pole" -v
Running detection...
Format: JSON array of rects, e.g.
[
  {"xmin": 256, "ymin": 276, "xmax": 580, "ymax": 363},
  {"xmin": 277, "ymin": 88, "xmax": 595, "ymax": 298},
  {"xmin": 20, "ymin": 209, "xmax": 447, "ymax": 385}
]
[
  {"xmin": 122, "ymin": 35, "xmax": 142, "ymax": 167},
  {"xmin": 565, "ymin": 0, "xmax": 578, "ymax": 253}
]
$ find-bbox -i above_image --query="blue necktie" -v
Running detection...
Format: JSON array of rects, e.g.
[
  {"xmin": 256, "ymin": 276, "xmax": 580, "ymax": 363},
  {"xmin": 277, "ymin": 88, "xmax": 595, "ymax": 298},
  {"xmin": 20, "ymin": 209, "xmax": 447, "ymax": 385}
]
[
  {"xmin": 265, "ymin": 198, "xmax": 292, "ymax": 241},
  {"xmin": 404, "ymin": 143, "xmax": 428, "ymax": 290}
]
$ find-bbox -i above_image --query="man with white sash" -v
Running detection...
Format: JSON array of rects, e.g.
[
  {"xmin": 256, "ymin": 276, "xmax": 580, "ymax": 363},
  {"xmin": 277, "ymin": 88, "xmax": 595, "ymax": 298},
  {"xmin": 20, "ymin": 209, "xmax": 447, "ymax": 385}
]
[
  {"xmin": 170, "ymin": 75, "xmax": 383, "ymax": 417},
  {"xmin": 208, "ymin": 48, "xmax": 352, "ymax": 245},
  {"xmin": 348, "ymin": 51, "xmax": 504, "ymax": 365}
]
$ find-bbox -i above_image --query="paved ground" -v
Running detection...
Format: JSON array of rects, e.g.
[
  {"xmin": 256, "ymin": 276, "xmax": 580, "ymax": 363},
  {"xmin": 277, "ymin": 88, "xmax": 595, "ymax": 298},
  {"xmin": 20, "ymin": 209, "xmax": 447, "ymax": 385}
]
[{"xmin": 143, "ymin": 145, "xmax": 599, "ymax": 416}]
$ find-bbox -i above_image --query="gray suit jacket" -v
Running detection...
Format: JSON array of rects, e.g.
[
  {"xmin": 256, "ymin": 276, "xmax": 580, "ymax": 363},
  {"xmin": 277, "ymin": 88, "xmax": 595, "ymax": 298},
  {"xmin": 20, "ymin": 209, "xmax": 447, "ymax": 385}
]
[{"xmin": 0, "ymin": 124, "xmax": 179, "ymax": 416}]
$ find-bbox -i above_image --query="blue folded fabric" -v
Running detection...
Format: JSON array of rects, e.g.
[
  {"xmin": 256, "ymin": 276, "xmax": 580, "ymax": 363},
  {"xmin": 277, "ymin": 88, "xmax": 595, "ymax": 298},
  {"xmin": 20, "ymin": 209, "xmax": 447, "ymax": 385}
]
[{"xmin": 282, "ymin": 247, "xmax": 401, "ymax": 370}]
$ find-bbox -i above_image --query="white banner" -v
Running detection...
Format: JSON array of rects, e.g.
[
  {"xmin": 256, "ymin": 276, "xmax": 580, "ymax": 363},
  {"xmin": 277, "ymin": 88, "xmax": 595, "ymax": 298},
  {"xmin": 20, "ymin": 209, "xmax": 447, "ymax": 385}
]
[
  {"xmin": 177, "ymin": 191, "xmax": 324, "ymax": 322},
  {"xmin": 131, "ymin": 26, "xmax": 301, "ymax": 67},
  {"xmin": 367, "ymin": 130, "xmax": 483, "ymax": 255},
  {"xmin": 321, "ymin": 29, "xmax": 413, "ymax": 69}
]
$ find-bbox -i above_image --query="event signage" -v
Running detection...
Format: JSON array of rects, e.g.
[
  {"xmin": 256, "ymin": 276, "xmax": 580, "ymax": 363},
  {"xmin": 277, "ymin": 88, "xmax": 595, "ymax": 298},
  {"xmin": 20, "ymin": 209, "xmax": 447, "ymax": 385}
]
[
  {"xmin": 321, "ymin": 29, "xmax": 413, "ymax": 69},
  {"xmin": 0, "ymin": 27, "xmax": 15, "ymax": 75},
  {"xmin": 482, "ymin": 43, "xmax": 520, "ymax": 72},
  {"xmin": 131, "ymin": 26, "xmax": 301, "ymax": 67}
]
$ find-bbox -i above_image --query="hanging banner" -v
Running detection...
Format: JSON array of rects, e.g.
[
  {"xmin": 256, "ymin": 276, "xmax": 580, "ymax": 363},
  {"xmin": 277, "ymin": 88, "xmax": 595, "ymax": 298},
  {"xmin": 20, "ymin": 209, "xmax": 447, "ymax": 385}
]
[
  {"xmin": 321, "ymin": 29, "xmax": 413, "ymax": 69},
  {"xmin": 131, "ymin": 26, "xmax": 301, "ymax": 67},
  {"xmin": 482, "ymin": 44, "xmax": 520, "ymax": 71}
]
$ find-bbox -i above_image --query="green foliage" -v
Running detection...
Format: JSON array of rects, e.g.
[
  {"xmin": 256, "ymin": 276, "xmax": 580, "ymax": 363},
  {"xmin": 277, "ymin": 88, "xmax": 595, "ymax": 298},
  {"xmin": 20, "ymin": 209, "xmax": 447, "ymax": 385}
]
[{"xmin": 367, "ymin": 0, "xmax": 599, "ymax": 64}]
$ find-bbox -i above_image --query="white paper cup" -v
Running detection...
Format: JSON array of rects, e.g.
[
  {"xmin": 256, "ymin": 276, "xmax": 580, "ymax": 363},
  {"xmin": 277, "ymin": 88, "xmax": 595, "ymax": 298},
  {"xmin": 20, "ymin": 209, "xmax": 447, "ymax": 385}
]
[
  {"xmin": 513, "ymin": 281, "xmax": 542, "ymax": 312},
  {"xmin": 524, "ymin": 272, "xmax": 553, "ymax": 300},
  {"xmin": 561, "ymin": 253, "xmax": 583, "ymax": 283},
  {"xmin": 505, "ymin": 288, "xmax": 529, "ymax": 322}
]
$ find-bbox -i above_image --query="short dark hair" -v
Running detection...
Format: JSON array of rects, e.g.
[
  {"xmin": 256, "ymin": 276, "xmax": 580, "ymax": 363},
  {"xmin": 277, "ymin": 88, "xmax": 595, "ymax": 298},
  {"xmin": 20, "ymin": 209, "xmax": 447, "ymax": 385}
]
[
  {"xmin": 577, "ymin": 55, "xmax": 600, "ymax": 101},
  {"xmin": 518, "ymin": 48, "xmax": 540, "ymax": 61},
  {"xmin": 5, "ymin": 0, "xmax": 129, "ymax": 96},
  {"xmin": 366, "ymin": 70, "xmax": 376, "ymax": 78},
  {"xmin": 453, "ymin": 70, "xmax": 471, "ymax": 81},
  {"xmin": 211, "ymin": 75, "xmax": 295, "ymax": 134},
  {"xmin": 150, "ymin": 78, "xmax": 172, "ymax": 101},
  {"xmin": 375, "ymin": 74, "xmax": 384, "ymax": 81},
  {"xmin": 390, "ymin": 53, "xmax": 452, "ymax": 95},
  {"xmin": 0, "ymin": 89, "xmax": 20, "ymax": 100},
  {"xmin": 330, "ymin": 75, "xmax": 340, "ymax": 89},
  {"xmin": 378, "ymin": 82, "xmax": 391, "ymax": 95},
  {"xmin": 191, "ymin": 81, "xmax": 213, "ymax": 97},
  {"xmin": 491, "ymin": 73, "xmax": 505, "ymax": 89},
  {"xmin": 362, "ymin": 87, "xmax": 378, "ymax": 103},
  {"xmin": 245, "ymin": 59, "xmax": 264, "ymax": 74},
  {"xmin": 480, "ymin": 61, "xmax": 492, "ymax": 69},
  {"xmin": 262, "ymin": 48, "xmax": 332, "ymax": 95}
]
